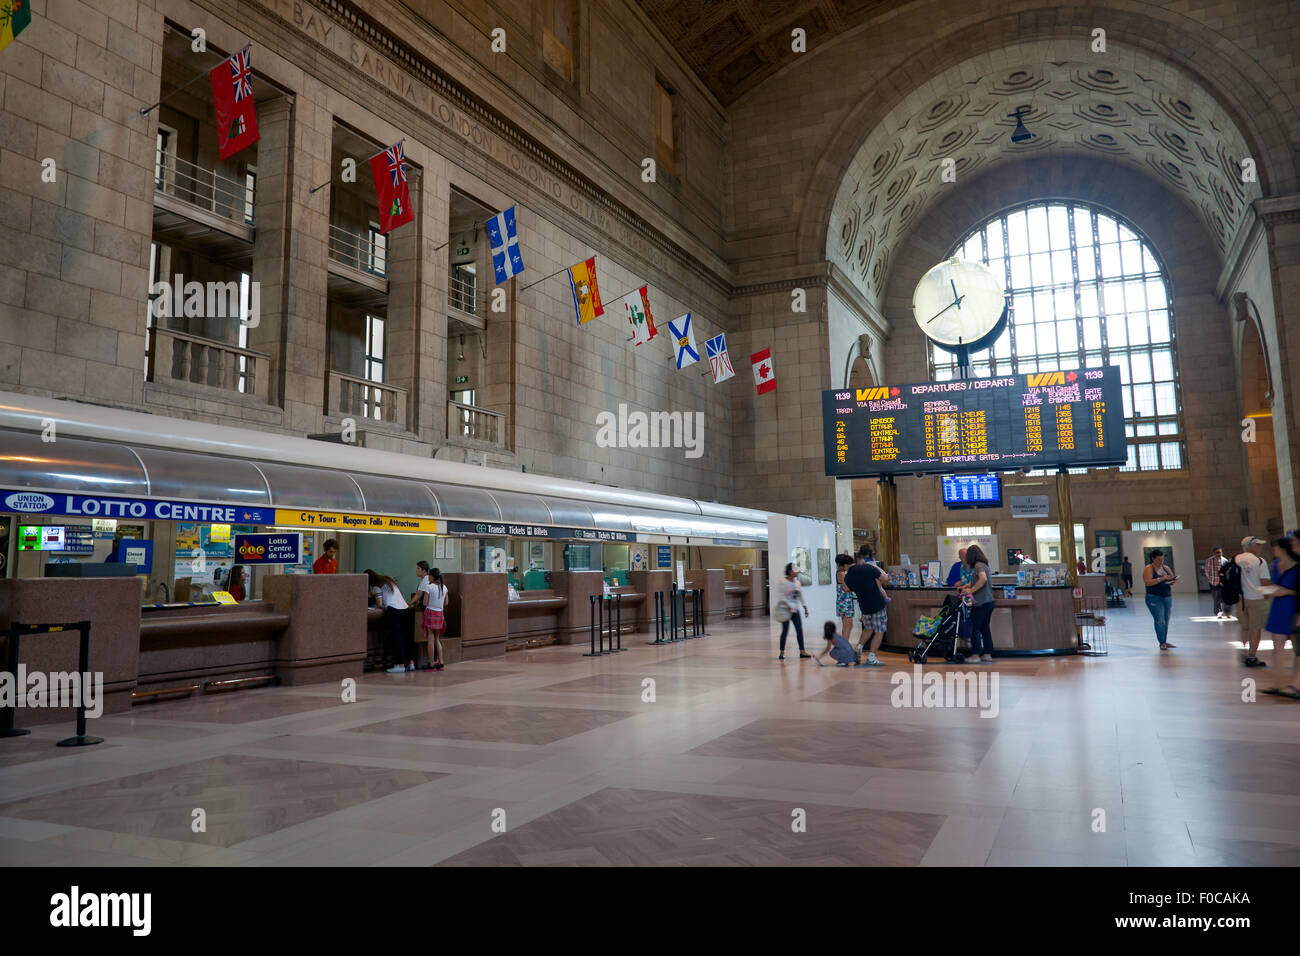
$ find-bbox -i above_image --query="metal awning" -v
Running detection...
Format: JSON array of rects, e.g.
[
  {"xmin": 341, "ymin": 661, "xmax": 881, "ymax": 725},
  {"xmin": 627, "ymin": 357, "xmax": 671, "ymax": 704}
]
[{"xmin": 0, "ymin": 427, "xmax": 770, "ymax": 542}]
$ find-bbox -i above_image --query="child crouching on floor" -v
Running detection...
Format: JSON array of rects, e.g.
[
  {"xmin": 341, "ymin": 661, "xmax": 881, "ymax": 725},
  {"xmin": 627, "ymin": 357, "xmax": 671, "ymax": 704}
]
[{"xmin": 816, "ymin": 621, "xmax": 859, "ymax": 667}]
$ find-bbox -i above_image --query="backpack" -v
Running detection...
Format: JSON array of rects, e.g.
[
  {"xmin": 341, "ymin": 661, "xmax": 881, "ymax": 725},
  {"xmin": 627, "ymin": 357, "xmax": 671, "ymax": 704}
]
[{"xmin": 1219, "ymin": 555, "xmax": 1244, "ymax": 606}]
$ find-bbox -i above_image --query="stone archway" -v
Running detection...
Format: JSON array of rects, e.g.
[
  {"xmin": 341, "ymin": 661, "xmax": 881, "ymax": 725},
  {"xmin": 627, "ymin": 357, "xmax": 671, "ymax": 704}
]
[
  {"xmin": 794, "ymin": 3, "xmax": 1299, "ymax": 281},
  {"xmin": 1239, "ymin": 317, "xmax": 1285, "ymax": 537}
]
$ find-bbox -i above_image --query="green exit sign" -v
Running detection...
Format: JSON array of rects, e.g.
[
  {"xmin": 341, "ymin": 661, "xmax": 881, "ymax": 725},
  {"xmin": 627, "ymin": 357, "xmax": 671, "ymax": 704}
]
[
  {"xmin": 456, "ymin": 246, "xmax": 470, "ymax": 256},
  {"xmin": 455, "ymin": 375, "xmax": 468, "ymax": 384}
]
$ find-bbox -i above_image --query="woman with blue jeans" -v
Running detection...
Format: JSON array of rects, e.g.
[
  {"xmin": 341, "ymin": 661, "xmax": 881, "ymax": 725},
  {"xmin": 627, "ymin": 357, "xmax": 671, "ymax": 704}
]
[
  {"xmin": 1142, "ymin": 550, "xmax": 1177, "ymax": 650},
  {"xmin": 959, "ymin": 545, "xmax": 996, "ymax": 663}
]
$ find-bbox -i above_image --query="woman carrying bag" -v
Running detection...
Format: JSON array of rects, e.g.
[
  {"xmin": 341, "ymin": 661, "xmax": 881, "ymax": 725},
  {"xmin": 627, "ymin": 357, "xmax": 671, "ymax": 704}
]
[{"xmin": 776, "ymin": 562, "xmax": 810, "ymax": 661}]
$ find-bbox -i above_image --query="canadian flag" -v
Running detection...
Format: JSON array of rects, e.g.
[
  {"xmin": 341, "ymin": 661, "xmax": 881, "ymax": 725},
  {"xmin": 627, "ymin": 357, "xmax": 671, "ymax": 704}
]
[{"xmin": 750, "ymin": 348, "xmax": 777, "ymax": 395}]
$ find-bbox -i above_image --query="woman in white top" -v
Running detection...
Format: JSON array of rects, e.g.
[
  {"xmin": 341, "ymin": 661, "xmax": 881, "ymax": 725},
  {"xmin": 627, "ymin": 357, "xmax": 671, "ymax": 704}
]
[
  {"xmin": 777, "ymin": 562, "xmax": 810, "ymax": 661},
  {"xmin": 418, "ymin": 566, "xmax": 448, "ymax": 671},
  {"xmin": 367, "ymin": 569, "xmax": 412, "ymax": 673}
]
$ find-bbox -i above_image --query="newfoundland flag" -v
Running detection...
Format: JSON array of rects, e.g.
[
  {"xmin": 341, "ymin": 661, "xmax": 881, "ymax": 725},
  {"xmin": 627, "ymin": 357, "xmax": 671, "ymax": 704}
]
[
  {"xmin": 369, "ymin": 141, "xmax": 414, "ymax": 234},
  {"xmin": 209, "ymin": 46, "xmax": 259, "ymax": 160}
]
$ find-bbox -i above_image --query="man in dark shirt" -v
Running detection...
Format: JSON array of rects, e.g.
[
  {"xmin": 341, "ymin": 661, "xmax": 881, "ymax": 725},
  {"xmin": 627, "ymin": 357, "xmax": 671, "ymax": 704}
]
[{"xmin": 844, "ymin": 549, "xmax": 888, "ymax": 666}]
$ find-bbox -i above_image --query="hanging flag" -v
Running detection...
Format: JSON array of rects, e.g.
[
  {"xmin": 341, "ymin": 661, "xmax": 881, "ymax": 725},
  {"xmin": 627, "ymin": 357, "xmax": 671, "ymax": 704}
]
[
  {"xmin": 209, "ymin": 46, "xmax": 259, "ymax": 160},
  {"xmin": 486, "ymin": 206, "xmax": 525, "ymax": 284},
  {"xmin": 706, "ymin": 334, "xmax": 734, "ymax": 384},
  {"xmin": 567, "ymin": 257, "xmax": 604, "ymax": 325},
  {"xmin": 369, "ymin": 140, "xmax": 414, "ymax": 234},
  {"xmin": 751, "ymin": 347, "xmax": 777, "ymax": 394},
  {"xmin": 668, "ymin": 313, "xmax": 698, "ymax": 369},
  {"xmin": 0, "ymin": 0, "xmax": 31, "ymax": 54},
  {"xmin": 621, "ymin": 286, "xmax": 657, "ymax": 346}
]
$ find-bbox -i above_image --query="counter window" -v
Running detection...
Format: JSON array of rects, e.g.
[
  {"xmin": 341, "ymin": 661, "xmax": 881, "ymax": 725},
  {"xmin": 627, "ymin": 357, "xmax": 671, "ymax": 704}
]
[{"xmin": 1034, "ymin": 523, "xmax": 1085, "ymax": 564}]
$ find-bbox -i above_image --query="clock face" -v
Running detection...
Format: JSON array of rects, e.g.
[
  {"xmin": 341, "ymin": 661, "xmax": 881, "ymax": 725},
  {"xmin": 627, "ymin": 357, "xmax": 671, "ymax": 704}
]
[{"xmin": 912, "ymin": 258, "xmax": 1007, "ymax": 348}]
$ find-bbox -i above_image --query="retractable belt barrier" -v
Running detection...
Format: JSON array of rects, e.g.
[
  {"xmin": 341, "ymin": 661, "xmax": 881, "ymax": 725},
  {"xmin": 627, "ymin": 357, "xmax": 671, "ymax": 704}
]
[
  {"xmin": 647, "ymin": 585, "xmax": 707, "ymax": 644},
  {"xmin": 0, "ymin": 620, "xmax": 104, "ymax": 747},
  {"xmin": 584, "ymin": 593, "xmax": 627, "ymax": 657}
]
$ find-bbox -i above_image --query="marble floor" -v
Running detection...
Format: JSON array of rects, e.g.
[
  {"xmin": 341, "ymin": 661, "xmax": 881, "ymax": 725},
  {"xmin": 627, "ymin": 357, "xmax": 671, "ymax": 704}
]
[{"xmin": 1, "ymin": 596, "xmax": 1298, "ymax": 866}]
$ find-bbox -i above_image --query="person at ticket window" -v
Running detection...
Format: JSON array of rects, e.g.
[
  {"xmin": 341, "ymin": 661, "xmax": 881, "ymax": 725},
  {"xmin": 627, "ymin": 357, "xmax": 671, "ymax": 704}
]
[
  {"xmin": 312, "ymin": 538, "xmax": 338, "ymax": 574},
  {"xmin": 945, "ymin": 548, "xmax": 969, "ymax": 588}
]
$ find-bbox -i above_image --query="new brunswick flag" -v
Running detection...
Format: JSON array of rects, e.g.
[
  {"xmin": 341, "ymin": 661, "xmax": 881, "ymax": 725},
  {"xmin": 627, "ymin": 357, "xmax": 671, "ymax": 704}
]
[
  {"xmin": 369, "ymin": 140, "xmax": 414, "ymax": 234},
  {"xmin": 0, "ymin": 0, "xmax": 31, "ymax": 54},
  {"xmin": 567, "ymin": 257, "xmax": 603, "ymax": 325}
]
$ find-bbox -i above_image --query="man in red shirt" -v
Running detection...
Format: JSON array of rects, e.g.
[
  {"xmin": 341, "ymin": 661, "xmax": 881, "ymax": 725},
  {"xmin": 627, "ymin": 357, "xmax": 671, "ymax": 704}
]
[{"xmin": 312, "ymin": 538, "xmax": 338, "ymax": 574}]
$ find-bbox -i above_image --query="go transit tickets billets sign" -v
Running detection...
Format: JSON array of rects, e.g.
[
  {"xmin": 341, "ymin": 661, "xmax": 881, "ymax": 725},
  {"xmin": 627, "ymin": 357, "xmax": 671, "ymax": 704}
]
[
  {"xmin": 1, "ymin": 490, "xmax": 276, "ymax": 525},
  {"xmin": 822, "ymin": 366, "xmax": 1126, "ymax": 478},
  {"xmin": 233, "ymin": 533, "xmax": 302, "ymax": 564}
]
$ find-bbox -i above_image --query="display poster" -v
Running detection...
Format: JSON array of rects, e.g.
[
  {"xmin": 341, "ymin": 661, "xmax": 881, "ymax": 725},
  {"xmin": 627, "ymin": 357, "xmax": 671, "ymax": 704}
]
[{"xmin": 816, "ymin": 548, "xmax": 831, "ymax": 586}]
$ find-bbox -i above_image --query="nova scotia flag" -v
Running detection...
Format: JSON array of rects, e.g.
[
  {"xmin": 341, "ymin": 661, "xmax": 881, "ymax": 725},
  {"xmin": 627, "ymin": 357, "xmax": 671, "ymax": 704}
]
[{"xmin": 485, "ymin": 206, "xmax": 524, "ymax": 284}]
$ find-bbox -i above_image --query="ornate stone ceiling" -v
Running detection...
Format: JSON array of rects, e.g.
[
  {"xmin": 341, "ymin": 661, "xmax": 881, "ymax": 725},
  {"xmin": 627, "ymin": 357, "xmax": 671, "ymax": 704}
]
[
  {"xmin": 827, "ymin": 57, "xmax": 1262, "ymax": 304},
  {"xmin": 634, "ymin": 0, "xmax": 893, "ymax": 105}
]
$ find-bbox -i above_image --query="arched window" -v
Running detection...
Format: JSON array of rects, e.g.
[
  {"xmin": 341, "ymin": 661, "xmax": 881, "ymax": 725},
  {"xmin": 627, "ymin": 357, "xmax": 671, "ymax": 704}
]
[{"xmin": 929, "ymin": 202, "xmax": 1184, "ymax": 473}]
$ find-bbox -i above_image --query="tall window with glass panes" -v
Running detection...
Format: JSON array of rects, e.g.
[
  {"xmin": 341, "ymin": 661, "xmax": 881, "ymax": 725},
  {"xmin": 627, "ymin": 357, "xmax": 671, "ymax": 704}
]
[{"xmin": 929, "ymin": 202, "xmax": 1183, "ymax": 474}]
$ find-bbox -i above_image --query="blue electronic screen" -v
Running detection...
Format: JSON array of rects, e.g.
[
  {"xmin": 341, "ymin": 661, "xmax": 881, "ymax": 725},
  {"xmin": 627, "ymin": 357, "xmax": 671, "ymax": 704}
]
[{"xmin": 942, "ymin": 473, "xmax": 1002, "ymax": 508}]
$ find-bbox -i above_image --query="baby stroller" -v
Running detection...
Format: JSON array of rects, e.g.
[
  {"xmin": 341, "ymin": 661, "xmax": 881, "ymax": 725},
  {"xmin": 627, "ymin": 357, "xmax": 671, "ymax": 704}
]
[{"xmin": 908, "ymin": 595, "xmax": 968, "ymax": 664}]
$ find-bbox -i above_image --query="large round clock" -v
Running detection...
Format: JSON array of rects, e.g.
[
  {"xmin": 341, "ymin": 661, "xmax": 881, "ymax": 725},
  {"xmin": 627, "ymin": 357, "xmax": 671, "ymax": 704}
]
[{"xmin": 912, "ymin": 258, "xmax": 1008, "ymax": 353}]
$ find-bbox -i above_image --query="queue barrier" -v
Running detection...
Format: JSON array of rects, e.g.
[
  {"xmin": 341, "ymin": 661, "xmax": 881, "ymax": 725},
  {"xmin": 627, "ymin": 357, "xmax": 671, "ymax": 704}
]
[
  {"xmin": 584, "ymin": 593, "xmax": 627, "ymax": 657},
  {"xmin": 647, "ymin": 585, "xmax": 706, "ymax": 644},
  {"xmin": 0, "ymin": 620, "xmax": 104, "ymax": 747}
]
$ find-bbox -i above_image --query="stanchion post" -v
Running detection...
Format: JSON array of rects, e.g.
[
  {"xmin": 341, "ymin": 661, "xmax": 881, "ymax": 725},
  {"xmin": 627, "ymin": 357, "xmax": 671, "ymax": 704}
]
[
  {"xmin": 615, "ymin": 594, "xmax": 623, "ymax": 652},
  {"xmin": 0, "ymin": 626, "xmax": 30, "ymax": 738},
  {"xmin": 585, "ymin": 595, "xmax": 600, "ymax": 656},
  {"xmin": 57, "ymin": 620, "xmax": 103, "ymax": 747}
]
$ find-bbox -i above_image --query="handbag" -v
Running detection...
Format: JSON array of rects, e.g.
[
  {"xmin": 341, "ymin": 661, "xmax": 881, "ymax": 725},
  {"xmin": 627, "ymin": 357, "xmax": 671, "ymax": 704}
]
[{"xmin": 774, "ymin": 600, "xmax": 793, "ymax": 623}]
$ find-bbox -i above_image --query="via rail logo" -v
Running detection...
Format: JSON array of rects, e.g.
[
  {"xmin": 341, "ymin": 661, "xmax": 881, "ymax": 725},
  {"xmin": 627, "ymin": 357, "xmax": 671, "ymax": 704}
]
[{"xmin": 4, "ymin": 492, "xmax": 55, "ymax": 513}]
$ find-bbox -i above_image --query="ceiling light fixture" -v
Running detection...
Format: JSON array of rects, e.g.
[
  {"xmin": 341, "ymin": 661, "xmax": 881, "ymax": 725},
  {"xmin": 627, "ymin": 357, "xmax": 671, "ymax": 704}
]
[
  {"xmin": 458, "ymin": 334, "xmax": 465, "ymax": 361},
  {"xmin": 1009, "ymin": 106, "xmax": 1033, "ymax": 143}
]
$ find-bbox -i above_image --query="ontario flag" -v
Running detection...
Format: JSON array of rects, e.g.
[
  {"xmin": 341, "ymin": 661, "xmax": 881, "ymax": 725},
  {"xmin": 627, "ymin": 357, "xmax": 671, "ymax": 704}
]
[
  {"xmin": 369, "ymin": 141, "xmax": 414, "ymax": 234},
  {"xmin": 0, "ymin": 0, "xmax": 32, "ymax": 54},
  {"xmin": 751, "ymin": 347, "xmax": 777, "ymax": 394},
  {"xmin": 210, "ymin": 46, "xmax": 259, "ymax": 160}
]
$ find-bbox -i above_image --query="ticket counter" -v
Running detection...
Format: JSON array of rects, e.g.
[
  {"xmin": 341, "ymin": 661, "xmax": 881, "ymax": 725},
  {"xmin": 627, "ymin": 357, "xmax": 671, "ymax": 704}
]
[{"xmin": 881, "ymin": 586, "xmax": 1080, "ymax": 655}]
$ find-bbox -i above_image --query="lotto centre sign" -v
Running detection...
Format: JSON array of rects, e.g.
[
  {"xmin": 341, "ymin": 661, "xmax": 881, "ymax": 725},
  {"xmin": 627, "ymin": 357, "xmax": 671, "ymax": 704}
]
[{"xmin": 2, "ymin": 490, "xmax": 275, "ymax": 524}]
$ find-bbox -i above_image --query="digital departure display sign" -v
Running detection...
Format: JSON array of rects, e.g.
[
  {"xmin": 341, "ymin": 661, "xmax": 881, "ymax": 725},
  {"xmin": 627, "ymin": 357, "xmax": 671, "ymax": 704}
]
[{"xmin": 823, "ymin": 367, "xmax": 1126, "ymax": 477}]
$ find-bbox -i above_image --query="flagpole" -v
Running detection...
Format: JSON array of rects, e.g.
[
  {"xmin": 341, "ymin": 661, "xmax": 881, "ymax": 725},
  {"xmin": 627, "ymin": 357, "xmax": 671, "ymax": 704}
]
[
  {"xmin": 139, "ymin": 42, "xmax": 251, "ymax": 115},
  {"xmin": 518, "ymin": 266, "xmax": 571, "ymax": 292},
  {"xmin": 311, "ymin": 143, "xmax": 407, "ymax": 196}
]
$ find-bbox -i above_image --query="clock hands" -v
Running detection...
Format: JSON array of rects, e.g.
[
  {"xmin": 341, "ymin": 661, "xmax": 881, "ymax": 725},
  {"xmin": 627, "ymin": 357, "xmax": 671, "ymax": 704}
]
[
  {"xmin": 950, "ymin": 279, "xmax": 961, "ymax": 309},
  {"xmin": 927, "ymin": 293, "xmax": 965, "ymax": 324}
]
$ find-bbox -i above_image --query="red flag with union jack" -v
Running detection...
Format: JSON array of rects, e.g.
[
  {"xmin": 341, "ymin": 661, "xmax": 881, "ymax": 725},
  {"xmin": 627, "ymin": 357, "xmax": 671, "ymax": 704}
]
[
  {"xmin": 209, "ymin": 46, "xmax": 259, "ymax": 160},
  {"xmin": 369, "ymin": 140, "xmax": 414, "ymax": 234}
]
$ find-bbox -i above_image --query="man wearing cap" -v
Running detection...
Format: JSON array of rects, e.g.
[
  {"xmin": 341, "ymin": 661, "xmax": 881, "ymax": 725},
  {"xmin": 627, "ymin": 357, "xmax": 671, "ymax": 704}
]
[
  {"xmin": 1204, "ymin": 547, "xmax": 1227, "ymax": 618},
  {"xmin": 1236, "ymin": 536, "xmax": 1272, "ymax": 666}
]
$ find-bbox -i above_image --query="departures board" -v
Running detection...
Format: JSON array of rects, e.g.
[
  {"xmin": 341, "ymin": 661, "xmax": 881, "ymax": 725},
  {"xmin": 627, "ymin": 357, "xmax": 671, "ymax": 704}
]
[{"xmin": 823, "ymin": 367, "xmax": 1127, "ymax": 478}]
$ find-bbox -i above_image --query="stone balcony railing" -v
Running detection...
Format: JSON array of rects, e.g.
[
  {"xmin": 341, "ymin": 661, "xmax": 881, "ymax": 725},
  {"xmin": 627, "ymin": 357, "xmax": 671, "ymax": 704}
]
[
  {"xmin": 148, "ymin": 327, "xmax": 270, "ymax": 403},
  {"xmin": 447, "ymin": 400, "xmax": 505, "ymax": 449},
  {"xmin": 327, "ymin": 370, "xmax": 407, "ymax": 430}
]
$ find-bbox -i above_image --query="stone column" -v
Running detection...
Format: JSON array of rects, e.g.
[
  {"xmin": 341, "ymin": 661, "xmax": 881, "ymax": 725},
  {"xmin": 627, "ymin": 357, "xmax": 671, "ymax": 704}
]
[
  {"xmin": 385, "ymin": 167, "xmax": 420, "ymax": 434},
  {"xmin": 1261, "ymin": 202, "xmax": 1300, "ymax": 529},
  {"xmin": 416, "ymin": 164, "xmax": 448, "ymax": 446},
  {"xmin": 249, "ymin": 82, "xmax": 331, "ymax": 431}
]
